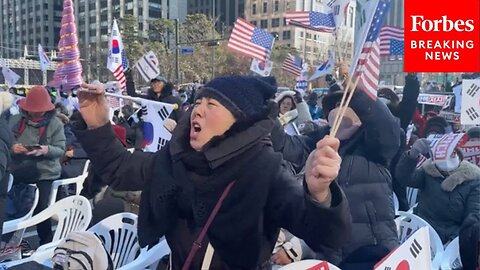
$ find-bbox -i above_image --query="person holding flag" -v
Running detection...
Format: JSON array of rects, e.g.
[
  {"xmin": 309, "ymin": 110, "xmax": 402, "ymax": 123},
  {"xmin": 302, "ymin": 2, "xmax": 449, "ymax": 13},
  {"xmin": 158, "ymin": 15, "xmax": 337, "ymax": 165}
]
[
  {"xmin": 396, "ymin": 137, "xmax": 480, "ymax": 245},
  {"xmin": 270, "ymin": 84, "xmax": 401, "ymax": 268},
  {"xmin": 125, "ymin": 73, "xmax": 184, "ymax": 122},
  {"xmin": 73, "ymin": 76, "xmax": 351, "ymax": 269}
]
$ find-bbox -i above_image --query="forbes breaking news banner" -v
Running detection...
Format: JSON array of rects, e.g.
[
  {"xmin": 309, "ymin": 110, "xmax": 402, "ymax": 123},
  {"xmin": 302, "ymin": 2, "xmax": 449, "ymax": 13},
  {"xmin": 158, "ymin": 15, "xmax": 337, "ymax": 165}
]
[{"xmin": 404, "ymin": 0, "xmax": 480, "ymax": 72}]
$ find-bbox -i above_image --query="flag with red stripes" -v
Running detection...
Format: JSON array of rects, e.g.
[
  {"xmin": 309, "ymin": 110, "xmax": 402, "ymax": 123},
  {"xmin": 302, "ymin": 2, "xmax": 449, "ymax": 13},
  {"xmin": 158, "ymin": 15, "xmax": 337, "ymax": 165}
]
[
  {"xmin": 355, "ymin": 38, "xmax": 381, "ymax": 100},
  {"xmin": 352, "ymin": 0, "xmax": 392, "ymax": 100},
  {"xmin": 107, "ymin": 19, "xmax": 127, "ymax": 89},
  {"xmin": 227, "ymin": 18, "xmax": 274, "ymax": 62},
  {"xmin": 282, "ymin": 54, "xmax": 303, "ymax": 76}
]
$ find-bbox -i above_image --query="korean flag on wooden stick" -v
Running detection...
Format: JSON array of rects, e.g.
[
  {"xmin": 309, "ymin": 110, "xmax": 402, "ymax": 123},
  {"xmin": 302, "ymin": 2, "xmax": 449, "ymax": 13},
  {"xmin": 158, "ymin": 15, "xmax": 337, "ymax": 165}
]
[
  {"xmin": 141, "ymin": 98, "xmax": 175, "ymax": 152},
  {"xmin": 461, "ymin": 79, "xmax": 480, "ymax": 125},
  {"xmin": 374, "ymin": 227, "xmax": 431, "ymax": 270}
]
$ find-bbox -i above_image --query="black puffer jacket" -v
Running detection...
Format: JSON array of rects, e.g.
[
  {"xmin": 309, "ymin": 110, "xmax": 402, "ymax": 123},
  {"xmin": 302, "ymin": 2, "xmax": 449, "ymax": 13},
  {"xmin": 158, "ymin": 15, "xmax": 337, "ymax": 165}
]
[
  {"xmin": 125, "ymin": 71, "xmax": 184, "ymax": 121},
  {"xmin": 271, "ymin": 90, "xmax": 400, "ymax": 264},
  {"xmin": 388, "ymin": 75, "xmax": 420, "ymax": 211},
  {"xmin": 74, "ymin": 116, "xmax": 352, "ymax": 269},
  {"xmin": 396, "ymin": 156, "xmax": 480, "ymax": 244}
]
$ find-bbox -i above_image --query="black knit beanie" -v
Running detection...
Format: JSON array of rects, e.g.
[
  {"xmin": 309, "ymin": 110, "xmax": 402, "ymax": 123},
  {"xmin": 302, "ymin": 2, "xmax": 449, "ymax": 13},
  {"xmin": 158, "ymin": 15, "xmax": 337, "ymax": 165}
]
[
  {"xmin": 195, "ymin": 76, "xmax": 277, "ymax": 121},
  {"xmin": 467, "ymin": 126, "xmax": 480, "ymax": 139}
]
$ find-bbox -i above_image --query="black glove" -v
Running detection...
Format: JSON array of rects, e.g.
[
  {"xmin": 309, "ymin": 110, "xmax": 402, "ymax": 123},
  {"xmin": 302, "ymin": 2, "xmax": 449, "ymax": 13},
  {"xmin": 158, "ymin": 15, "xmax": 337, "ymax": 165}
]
[
  {"xmin": 293, "ymin": 90, "xmax": 303, "ymax": 104},
  {"xmin": 408, "ymin": 138, "xmax": 431, "ymax": 158},
  {"xmin": 267, "ymin": 100, "xmax": 279, "ymax": 121},
  {"xmin": 405, "ymin": 73, "xmax": 420, "ymax": 90}
]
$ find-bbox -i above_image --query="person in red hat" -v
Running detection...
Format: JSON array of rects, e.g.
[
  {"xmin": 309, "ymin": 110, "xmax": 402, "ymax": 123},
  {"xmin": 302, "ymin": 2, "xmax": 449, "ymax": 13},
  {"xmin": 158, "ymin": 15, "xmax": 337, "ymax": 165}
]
[{"xmin": 7, "ymin": 86, "xmax": 66, "ymax": 245}]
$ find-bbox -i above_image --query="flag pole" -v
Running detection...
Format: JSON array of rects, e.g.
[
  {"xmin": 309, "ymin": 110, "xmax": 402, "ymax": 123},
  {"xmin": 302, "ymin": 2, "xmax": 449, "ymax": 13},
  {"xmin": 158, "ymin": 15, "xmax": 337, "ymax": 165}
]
[{"xmin": 104, "ymin": 92, "xmax": 179, "ymax": 110}]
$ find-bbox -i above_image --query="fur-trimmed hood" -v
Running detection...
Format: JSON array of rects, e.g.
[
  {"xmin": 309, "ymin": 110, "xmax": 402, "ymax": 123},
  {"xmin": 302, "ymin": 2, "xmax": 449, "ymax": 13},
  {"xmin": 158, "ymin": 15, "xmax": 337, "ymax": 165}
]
[{"xmin": 423, "ymin": 160, "xmax": 480, "ymax": 192}]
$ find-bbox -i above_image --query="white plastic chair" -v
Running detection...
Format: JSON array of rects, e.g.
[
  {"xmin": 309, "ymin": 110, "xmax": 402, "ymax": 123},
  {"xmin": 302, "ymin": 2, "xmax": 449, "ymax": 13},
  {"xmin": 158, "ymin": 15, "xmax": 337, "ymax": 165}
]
[
  {"xmin": 0, "ymin": 185, "xmax": 39, "ymax": 262},
  {"xmin": 279, "ymin": 260, "xmax": 341, "ymax": 270},
  {"xmin": 440, "ymin": 237, "xmax": 462, "ymax": 270},
  {"xmin": 82, "ymin": 159, "xmax": 90, "ymax": 175},
  {"xmin": 88, "ymin": 212, "xmax": 170, "ymax": 270},
  {"xmin": 406, "ymin": 187, "xmax": 419, "ymax": 209},
  {"xmin": 3, "ymin": 195, "xmax": 91, "ymax": 254},
  {"xmin": 395, "ymin": 211, "xmax": 444, "ymax": 270},
  {"xmin": 48, "ymin": 173, "xmax": 88, "ymax": 206}
]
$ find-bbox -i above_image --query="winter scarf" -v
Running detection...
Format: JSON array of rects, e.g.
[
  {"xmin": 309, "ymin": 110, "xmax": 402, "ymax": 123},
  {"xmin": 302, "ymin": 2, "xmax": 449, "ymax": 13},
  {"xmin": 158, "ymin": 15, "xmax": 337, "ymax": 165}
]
[
  {"xmin": 154, "ymin": 115, "xmax": 283, "ymax": 267},
  {"xmin": 278, "ymin": 109, "xmax": 299, "ymax": 126}
]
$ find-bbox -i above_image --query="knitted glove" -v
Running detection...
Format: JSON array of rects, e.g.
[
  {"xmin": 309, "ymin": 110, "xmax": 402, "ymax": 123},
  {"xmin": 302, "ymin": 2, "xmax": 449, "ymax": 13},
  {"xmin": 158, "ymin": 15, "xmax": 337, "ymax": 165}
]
[{"xmin": 408, "ymin": 138, "xmax": 430, "ymax": 158}]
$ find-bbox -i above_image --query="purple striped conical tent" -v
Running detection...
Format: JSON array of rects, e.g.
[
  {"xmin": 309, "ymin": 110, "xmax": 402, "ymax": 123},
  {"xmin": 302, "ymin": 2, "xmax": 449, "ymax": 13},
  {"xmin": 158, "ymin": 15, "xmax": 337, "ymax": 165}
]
[{"xmin": 50, "ymin": 0, "xmax": 83, "ymax": 92}]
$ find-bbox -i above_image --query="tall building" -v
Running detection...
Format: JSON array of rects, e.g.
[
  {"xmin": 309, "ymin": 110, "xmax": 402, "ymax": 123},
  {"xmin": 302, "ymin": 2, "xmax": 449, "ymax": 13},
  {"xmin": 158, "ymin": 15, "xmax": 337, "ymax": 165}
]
[
  {"xmin": 74, "ymin": 0, "xmax": 187, "ymax": 81},
  {"xmin": 244, "ymin": 0, "xmax": 354, "ymax": 65},
  {"xmin": 0, "ymin": 0, "xmax": 63, "ymax": 59},
  {"xmin": 187, "ymin": 0, "xmax": 245, "ymax": 32}
]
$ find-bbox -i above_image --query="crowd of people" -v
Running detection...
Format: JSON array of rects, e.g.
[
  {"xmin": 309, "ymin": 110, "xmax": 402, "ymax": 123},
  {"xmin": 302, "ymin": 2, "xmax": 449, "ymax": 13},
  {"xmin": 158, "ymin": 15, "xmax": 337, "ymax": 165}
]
[{"xmin": 0, "ymin": 69, "xmax": 478, "ymax": 270}]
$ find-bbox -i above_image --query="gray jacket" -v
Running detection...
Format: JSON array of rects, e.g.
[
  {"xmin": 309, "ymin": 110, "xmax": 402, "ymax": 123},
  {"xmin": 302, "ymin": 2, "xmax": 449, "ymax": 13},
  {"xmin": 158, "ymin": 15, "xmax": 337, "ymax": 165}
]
[
  {"xmin": 396, "ymin": 156, "xmax": 480, "ymax": 243},
  {"xmin": 9, "ymin": 112, "xmax": 66, "ymax": 181}
]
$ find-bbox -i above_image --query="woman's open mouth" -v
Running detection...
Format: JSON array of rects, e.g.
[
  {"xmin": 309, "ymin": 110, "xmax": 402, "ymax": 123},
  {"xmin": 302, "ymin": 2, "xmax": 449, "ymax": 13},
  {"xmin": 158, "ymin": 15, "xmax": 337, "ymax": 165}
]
[{"xmin": 190, "ymin": 121, "xmax": 202, "ymax": 139}]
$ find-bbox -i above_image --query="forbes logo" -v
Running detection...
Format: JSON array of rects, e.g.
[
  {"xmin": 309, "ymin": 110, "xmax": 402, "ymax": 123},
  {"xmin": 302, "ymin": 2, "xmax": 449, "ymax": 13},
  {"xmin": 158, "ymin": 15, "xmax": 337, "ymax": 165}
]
[{"xmin": 410, "ymin": 16, "xmax": 474, "ymax": 32}]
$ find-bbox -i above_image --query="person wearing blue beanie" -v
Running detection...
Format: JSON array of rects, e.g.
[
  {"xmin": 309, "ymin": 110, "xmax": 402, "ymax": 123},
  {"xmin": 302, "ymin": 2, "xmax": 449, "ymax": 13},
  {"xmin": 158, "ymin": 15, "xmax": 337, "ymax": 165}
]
[
  {"xmin": 196, "ymin": 75, "xmax": 277, "ymax": 121},
  {"xmin": 74, "ymin": 77, "xmax": 351, "ymax": 269}
]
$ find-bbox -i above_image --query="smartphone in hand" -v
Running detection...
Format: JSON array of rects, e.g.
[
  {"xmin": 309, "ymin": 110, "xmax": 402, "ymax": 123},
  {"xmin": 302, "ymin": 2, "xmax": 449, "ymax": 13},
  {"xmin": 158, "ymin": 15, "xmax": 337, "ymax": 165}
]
[{"xmin": 25, "ymin": 144, "xmax": 42, "ymax": 151}]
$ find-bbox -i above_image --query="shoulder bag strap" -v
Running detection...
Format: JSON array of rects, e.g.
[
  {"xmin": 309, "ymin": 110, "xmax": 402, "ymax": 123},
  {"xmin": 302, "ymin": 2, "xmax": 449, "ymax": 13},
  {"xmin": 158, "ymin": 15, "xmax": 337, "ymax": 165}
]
[{"xmin": 181, "ymin": 180, "xmax": 236, "ymax": 270}]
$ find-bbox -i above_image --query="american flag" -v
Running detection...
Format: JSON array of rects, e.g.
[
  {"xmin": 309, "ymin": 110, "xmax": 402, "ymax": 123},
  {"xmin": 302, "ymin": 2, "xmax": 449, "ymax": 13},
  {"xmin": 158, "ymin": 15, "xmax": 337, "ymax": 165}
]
[
  {"xmin": 354, "ymin": 0, "xmax": 392, "ymax": 100},
  {"xmin": 227, "ymin": 18, "xmax": 274, "ymax": 62},
  {"xmin": 285, "ymin": 11, "xmax": 336, "ymax": 33},
  {"xmin": 379, "ymin": 26, "xmax": 404, "ymax": 57},
  {"xmin": 282, "ymin": 54, "xmax": 303, "ymax": 76}
]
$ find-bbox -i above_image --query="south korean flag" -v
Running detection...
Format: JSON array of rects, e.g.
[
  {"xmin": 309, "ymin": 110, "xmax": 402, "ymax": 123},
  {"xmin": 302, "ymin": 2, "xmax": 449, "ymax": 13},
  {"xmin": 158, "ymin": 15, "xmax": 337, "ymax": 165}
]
[
  {"xmin": 461, "ymin": 79, "xmax": 480, "ymax": 125},
  {"xmin": 374, "ymin": 227, "xmax": 431, "ymax": 270}
]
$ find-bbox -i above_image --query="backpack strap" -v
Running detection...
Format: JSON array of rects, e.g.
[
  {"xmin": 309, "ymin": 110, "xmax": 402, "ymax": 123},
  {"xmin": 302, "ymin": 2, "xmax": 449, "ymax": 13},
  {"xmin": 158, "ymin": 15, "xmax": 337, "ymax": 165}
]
[
  {"xmin": 181, "ymin": 181, "xmax": 236, "ymax": 270},
  {"xmin": 15, "ymin": 117, "xmax": 49, "ymax": 144},
  {"xmin": 14, "ymin": 118, "xmax": 27, "ymax": 139}
]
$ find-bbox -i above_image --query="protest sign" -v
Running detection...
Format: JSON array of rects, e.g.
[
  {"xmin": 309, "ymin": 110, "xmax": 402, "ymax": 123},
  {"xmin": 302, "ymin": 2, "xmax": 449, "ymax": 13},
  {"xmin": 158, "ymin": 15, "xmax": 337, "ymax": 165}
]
[{"xmin": 374, "ymin": 227, "xmax": 431, "ymax": 270}]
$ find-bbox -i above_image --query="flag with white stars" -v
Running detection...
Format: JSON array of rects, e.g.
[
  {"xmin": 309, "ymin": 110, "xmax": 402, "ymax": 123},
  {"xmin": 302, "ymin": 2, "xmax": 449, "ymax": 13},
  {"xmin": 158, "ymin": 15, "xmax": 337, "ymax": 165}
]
[
  {"xmin": 379, "ymin": 26, "xmax": 404, "ymax": 59},
  {"xmin": 351, "ymin": 0, "xmax": 392, "ymax": 100},
  {"xmin": 461, "ymin": 79, "xmax": 480, "ymax": 124},
  {"xmin": 121, "ymin": 50, "xmax": 129, "ymax": 71},
  {"xmin": 285, "ymin": 11, "xmax": 336, "ymax": 33},
  {"xmin": 228, "ymin": 18, "xmax": 274, "ymax": 62}
]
